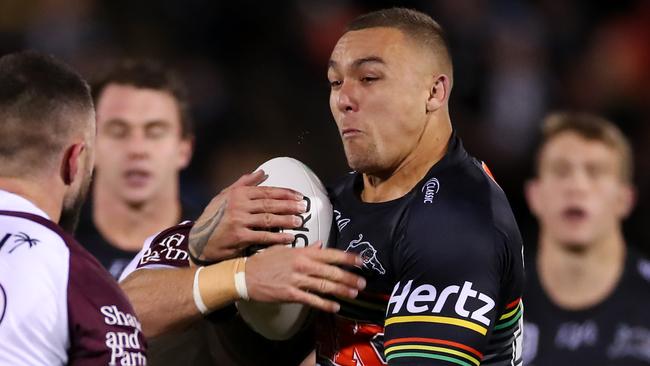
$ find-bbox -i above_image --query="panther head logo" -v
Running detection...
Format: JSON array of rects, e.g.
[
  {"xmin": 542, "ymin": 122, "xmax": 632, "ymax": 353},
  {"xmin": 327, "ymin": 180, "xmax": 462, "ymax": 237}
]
[{"xmin": 346, "ymin": 234, "xmax": 386, "ymax": 275}]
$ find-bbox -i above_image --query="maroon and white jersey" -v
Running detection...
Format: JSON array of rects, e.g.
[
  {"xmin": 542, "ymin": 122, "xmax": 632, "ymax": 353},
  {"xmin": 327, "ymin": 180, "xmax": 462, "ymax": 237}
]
[
  {"xmin": 0, "ymin": 190, "xmax": 147, "ymax": 365},
  {"xmin": 120, "ymin": 224, "xmax": 315, "ymax": 366}
]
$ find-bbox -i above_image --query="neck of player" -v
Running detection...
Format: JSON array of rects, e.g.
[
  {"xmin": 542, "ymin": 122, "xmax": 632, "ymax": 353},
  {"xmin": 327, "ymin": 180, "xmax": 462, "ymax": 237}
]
[
  {"xmin": 92, "ymin": 180, "xmax": 182, "ymax": 252},
  {"xmin": 537, "ymin": 228, "xmax": 626, "ymax": 310},
  {"xmin": 361, "ymin": 116, "xmax": 452, "ymax": 203},
  {"xmin": 0, "ymin": 177, "xmax": 65, "ymax": 222}
]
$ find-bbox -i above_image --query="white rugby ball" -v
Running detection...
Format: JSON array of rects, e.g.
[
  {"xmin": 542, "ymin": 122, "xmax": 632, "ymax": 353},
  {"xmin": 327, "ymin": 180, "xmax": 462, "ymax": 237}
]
[{"xmin": 237, "ymin": 157, "xmax": 333, "ymax": 340}]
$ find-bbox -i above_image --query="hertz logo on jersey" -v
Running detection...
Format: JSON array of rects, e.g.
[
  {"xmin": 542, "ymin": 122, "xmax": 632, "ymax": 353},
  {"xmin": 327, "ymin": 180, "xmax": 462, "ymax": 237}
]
[{"xmin": 386, "ymin": 280, "xmax": 496, "ymax": 336}]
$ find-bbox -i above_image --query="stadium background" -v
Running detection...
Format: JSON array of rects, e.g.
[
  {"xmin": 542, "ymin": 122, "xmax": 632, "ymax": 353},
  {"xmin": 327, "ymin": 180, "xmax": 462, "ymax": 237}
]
[{"xmin": 0, "ymin": 0, "xmax": 649, "ymax": 256}]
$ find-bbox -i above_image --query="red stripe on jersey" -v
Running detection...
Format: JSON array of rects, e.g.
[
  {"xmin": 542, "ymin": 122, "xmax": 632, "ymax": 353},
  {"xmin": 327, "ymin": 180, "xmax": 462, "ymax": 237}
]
[
  {"xmin": 384, "ymin": 337, "xmax": 483, "ymax": 359},
  {"xmin": 506, "ymin": 298, "xmax": 521, "ymax": 309}
]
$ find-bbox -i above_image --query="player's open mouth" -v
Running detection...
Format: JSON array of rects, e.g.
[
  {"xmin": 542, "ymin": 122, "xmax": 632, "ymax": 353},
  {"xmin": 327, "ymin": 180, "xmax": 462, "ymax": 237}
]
[
  {"xmin": 562, "ymin": 207, "xmax": 587, "ymax": 221},
  {"xmin": 124, "ymin": 170, "xmax": 151, "ymax": 187}
]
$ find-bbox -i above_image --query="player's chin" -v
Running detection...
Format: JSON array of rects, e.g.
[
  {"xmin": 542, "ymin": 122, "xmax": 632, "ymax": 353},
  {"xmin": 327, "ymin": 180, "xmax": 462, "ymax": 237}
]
[
  {"xmin": 121, "ymin": 190, "xmax": 154, "ymax": 207},
  {"xmin": 345, "ymin": 153, "xmax": 378, "ymax": 173},
  {"xmin": 556, "ymin": 232, "xmax": 595, "ymax": 252}
]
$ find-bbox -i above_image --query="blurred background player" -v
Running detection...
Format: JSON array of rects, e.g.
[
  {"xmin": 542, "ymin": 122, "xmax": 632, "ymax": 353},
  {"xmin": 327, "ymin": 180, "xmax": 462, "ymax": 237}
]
[
  {"xmin": 523, "ymin": 112, "xmax": 650, "ymax": 365},
  {"xmin": 75, "ymin": 60, "xmax": 197, "ymax": 278},
  {"xmin": 0, "ymin": 51, "xmax": 146, "ymax": 365}
]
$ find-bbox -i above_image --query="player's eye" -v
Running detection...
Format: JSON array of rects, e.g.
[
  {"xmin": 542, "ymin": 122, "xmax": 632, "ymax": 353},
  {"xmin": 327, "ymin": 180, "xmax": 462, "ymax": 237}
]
[
  {"xmin": 585, "ymin": 163, "xmax": 608, "ymax": 180},
  {"xmin": 145, "ymin": 122, "xmax": 171, "ymax": 139},
  {"xmin": 104, "ymin": 121, "xmax": 129, "ymax": 139},
  {"xmin": 329, "ymin": 79, "xmax": 342, "ymax": 89},
  {"xmin": 548, "ymin": 162, "xmax": 571, "ymax": 178},
  {"xmin": 360, "ymin": 76, "xmax": 378, "ymax": 84}
]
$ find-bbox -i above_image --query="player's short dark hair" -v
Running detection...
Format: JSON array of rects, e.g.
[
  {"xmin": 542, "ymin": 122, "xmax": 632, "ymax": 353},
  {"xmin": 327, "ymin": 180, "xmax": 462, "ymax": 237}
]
[
  {"xmin": 536, "ymin": 112, "xmax": 633, "ymax": 182},
  {"xmin": 0, "ymin": 50, "xmax": 94, "ymax": 177},
  {"xmin": 92, "ymin": 59, "xmax": 193, "ymax": 138},
  {"xmin": 347, "ymin": 7, "xmax": 453, "ymax": 80}
]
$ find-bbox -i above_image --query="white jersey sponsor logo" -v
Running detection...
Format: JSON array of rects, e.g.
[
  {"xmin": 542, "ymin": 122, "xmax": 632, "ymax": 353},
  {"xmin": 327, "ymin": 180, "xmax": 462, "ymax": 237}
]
[
  {"xmin": 554, "ymin": 320, "xmax": 598, "ymax": 350},
  {"xmin": 0, "ymin": 231, "xmax": 40, "ymax": 254},
  {"xmin": 387, "ymin": 280, "xmax": 496, "ymax": 326},
  {"xmin": 607, "ymin": 324, "xmax": 650, "ymax": 362},
  {"xmin": 101, "ymin": 305, "xmax": 146, "ymax": 365},
  {"xmin": 140, "ymin": 233, "xmax": 188, "ymax": 265},
  {"xmin": 421, "ymin": 178, "xmax": 440, "ymax": 204}
]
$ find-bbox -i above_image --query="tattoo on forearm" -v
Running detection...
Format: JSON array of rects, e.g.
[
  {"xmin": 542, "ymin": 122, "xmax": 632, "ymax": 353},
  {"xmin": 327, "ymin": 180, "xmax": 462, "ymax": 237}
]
[{"xmin": 189, "ymin": 200, "xmax": 227, "ymax": 259}]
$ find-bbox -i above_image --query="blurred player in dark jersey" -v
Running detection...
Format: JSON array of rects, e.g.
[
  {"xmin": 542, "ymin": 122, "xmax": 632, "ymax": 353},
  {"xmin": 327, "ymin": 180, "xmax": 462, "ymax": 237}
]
[
  {"xmin": 75, "ymin": 60, "xmax": 197, "ymax": 279},
  {"xmin": 314, "ymin": 7, "xmax": 525, "ymax": 366},
  {"xmin": 523, "ymin": 112, "xmax": 650, "ymax": 365},
  {"xmin": 0, "ymin": 51, "xmax": 147, "ymax": 364}
]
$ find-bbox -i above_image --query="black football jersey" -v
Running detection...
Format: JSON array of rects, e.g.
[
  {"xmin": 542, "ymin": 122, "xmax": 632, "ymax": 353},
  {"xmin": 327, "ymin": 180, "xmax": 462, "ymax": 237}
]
[
  {"xmin": 523, "ymin": 250, "xmax": 650, "ymax": 365},
  {"xmin": 315, "ymin": 134, "xmax": 525, "ymax": 366}
]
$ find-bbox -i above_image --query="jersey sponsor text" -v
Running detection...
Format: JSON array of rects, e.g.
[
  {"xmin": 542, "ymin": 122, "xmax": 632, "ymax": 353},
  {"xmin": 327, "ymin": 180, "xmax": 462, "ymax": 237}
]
[{"xmin": 388, "ymin": 280, "xmax": 496, "ymax": 327}]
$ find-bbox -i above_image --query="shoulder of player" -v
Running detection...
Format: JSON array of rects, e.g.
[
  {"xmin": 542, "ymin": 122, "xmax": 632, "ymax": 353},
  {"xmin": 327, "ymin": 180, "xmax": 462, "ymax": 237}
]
[
  {"xmin": 0, "ymin": 215, "xmax": 72, "ymax": 304},
  {"xmin": 0, "ymin": 214, "xmax": 71, "ymax": 263},
  {"xmin": 408, "ymin": 160, "xmax": 511, "ymax": 227},
  {"xmin": 399, "ymin": 159, "xmax": 523, "ymax": 259}
]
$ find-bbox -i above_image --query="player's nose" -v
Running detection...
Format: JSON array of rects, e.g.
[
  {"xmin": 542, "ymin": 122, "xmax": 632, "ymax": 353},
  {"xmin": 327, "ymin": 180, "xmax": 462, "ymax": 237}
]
[
  {"xmin": 336, "ymin": 82, "xmax": 359, "ymax": 113},
  {"xmin": 125, "ymin": 131, "xmax": 149, "ymax": 159}
]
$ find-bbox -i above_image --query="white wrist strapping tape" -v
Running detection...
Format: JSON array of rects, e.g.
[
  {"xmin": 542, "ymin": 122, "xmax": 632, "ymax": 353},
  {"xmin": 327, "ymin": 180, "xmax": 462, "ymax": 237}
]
[
  {"xmin": 234, "ymin": 271, "xmax": 249, "ymax": 300},
  {"xmin": 234, "ymin": 257, "xmax": 249, "ymax": 300},
  {"xmin": 193, "ymin": 266, "xmax": 209, "ymax": 314}
]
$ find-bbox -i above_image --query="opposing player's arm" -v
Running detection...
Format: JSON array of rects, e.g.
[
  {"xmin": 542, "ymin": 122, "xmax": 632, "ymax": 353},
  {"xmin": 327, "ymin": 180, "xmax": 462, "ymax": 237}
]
[
  {"xmin": 121, "ymin": 223, "xmax": 366, "ymax": 339},
  {"xmin": 384, "ymin": 205, "xmax": 522, "ymax": 365},
  {"xmin": 119, "ymin": 223, "xmax": 201, "ymax": 337},
  {"xmin": 120, "ymin": 266, "xmax": 200, "ymax": 337}
]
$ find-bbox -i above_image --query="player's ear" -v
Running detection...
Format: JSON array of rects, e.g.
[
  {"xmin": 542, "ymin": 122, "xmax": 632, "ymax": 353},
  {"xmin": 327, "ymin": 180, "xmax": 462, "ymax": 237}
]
[
  {"xmin": 524, "ymin": 179, "xmax": 541, "ymax": 216},
  {"xmin": 426, "ymin": 74, "xmax": 450, "ymax": 113},
  {"xmin": 61, "ymin": 142, "xmax": 85, "ymax": 186},
  {"xmin": 616, "ymin": 183, "xmax": 636, "ymax": 219},
  {"xmin": 177, "ymin": 135, "xmax": 194, "ymax": 170}
]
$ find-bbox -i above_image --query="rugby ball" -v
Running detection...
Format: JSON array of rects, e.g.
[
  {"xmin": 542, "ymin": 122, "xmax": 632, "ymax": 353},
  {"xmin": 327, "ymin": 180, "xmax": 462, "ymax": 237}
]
[{"xmin": 237, "ymin": 157, "xmax": 333, "ymax": 340}]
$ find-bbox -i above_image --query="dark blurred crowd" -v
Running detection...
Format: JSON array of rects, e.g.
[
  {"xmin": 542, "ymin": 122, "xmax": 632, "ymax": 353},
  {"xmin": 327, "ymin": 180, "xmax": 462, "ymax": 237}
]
[{"xmin": 1, "ymin": 0, "xmax": 649, "ymax": 255}]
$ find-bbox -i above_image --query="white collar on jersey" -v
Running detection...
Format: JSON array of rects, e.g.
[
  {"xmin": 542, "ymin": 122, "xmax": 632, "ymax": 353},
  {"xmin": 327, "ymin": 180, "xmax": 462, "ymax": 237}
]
[{"xmin": 0, "ymin": 189, "xmax": 51, "ymax": 220}]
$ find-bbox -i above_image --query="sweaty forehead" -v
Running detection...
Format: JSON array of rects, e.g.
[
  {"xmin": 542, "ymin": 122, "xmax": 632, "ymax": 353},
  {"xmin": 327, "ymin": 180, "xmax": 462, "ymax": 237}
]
[{"xmin": 330, "ymin": 27, "xmax": 413, "ymax": 67}]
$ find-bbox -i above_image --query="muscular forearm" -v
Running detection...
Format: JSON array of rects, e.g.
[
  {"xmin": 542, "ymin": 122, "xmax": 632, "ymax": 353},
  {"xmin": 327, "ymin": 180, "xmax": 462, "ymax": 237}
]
[
  {"xmin": 120, "ymin": 268, "xmax": 201, "ymax": 338},
  {"xmin": 120, "ymin": 258, "xmax": 248, "ymax": 338}
]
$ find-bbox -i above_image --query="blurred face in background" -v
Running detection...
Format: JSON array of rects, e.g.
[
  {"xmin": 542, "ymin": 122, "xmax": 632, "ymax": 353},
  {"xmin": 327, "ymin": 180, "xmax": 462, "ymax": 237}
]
[
  {"xmin": 526, "ymin": 131, "xmax": 634, "ymax": 251},
  {"xmin": 94, "ymin": 84, "xmax": 192, "ymax": 207},
  {"xmin": 327, "ymin": 27, "xmax": 441, "ymax": 175}
]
